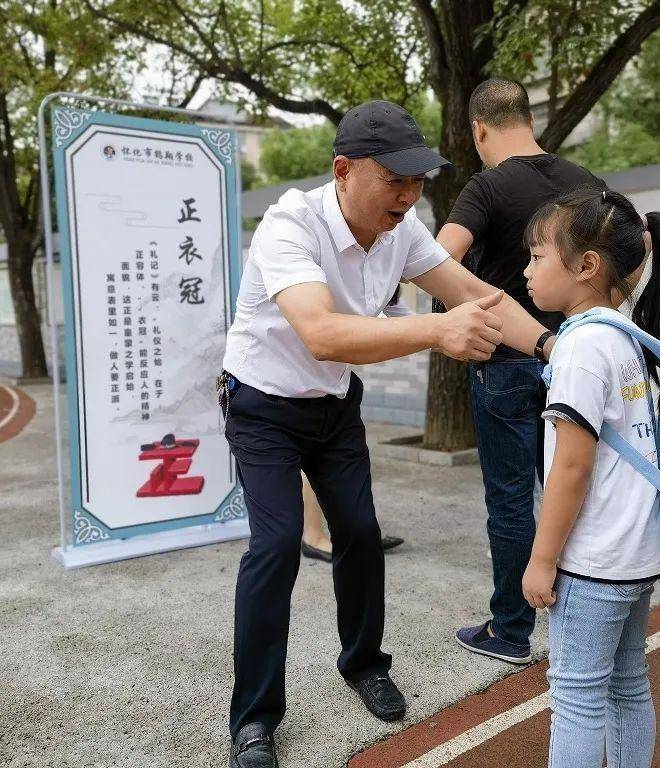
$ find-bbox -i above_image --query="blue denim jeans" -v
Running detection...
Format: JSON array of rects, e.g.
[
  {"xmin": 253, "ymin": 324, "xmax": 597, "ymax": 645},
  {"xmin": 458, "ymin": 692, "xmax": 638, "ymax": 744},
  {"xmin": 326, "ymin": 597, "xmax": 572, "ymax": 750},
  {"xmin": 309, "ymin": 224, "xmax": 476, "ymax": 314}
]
[
  {"xmin": 548, "ymin": 574, "xmax": 656, "ymax": 767},
  {"xmin": 469, "ymin": 359, "xmax": 546, "ymax": 647}
]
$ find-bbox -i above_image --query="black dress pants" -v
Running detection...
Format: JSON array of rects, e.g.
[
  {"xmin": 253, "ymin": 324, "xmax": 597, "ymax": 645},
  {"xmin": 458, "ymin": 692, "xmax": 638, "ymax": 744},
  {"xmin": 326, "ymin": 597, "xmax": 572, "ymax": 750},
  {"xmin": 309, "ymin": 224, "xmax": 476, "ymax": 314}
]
[{"xmin": 224, "ymin": 372, "xmax": 391, "ymax": 737}]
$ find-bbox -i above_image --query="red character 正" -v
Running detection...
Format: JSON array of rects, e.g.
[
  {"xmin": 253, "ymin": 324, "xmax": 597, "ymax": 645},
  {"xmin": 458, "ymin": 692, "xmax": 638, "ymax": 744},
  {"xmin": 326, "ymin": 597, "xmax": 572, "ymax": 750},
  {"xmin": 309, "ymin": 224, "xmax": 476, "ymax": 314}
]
[{"xmin": 137, "ymin": 433, "xmax": 205, "ymax": 497}]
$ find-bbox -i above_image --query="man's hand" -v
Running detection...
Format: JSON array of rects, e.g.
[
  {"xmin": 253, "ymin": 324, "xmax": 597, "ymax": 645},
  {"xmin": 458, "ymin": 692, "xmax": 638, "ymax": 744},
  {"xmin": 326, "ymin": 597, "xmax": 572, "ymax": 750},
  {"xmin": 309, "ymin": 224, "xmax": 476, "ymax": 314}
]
[
  {"xmin": 433, "ymin": 291, "xmax": 504, "ymax": 361},
  {"xmin": 413, "ymin": 259, "xmax": 554, "ymax": 358},
  {"xmin": 522, "ymin": 557, "xmax": 557, "ymax": 609}
]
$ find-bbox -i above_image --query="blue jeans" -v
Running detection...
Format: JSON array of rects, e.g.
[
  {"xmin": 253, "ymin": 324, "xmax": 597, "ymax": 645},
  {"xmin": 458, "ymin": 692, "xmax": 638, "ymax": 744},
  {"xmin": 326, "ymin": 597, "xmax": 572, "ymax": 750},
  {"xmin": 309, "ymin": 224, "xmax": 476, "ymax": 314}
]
[
  {"xmin": 548, "ymin": 574, "xmax": 656, "ymax": 767},
  {"xmin": 469, "ymin": 359, "xmax": 546, "ymax": 647}
]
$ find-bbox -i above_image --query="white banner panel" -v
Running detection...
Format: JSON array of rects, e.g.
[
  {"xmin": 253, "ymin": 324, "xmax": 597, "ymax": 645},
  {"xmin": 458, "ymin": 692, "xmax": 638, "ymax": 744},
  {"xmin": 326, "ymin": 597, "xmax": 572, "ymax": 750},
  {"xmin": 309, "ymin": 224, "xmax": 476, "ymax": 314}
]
[{"xmin": 50, "ymin": 106, "xmax": 248, "ymax": 563}]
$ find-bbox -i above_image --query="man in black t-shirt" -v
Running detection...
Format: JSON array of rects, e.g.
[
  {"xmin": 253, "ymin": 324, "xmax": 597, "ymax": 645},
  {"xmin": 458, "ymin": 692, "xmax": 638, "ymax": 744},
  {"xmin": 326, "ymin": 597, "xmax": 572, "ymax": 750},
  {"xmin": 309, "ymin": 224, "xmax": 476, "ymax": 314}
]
[{"xmin": 436, "ymin": 78, "xmax": 604, "ymax": 664}]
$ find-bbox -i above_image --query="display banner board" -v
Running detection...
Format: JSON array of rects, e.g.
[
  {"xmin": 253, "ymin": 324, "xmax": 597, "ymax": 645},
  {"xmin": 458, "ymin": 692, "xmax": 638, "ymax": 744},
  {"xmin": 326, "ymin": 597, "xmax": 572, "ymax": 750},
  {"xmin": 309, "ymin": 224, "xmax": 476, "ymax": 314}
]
[{"xmin": 49, "ymin": 105, "xmax": 248, "ymax": 567}]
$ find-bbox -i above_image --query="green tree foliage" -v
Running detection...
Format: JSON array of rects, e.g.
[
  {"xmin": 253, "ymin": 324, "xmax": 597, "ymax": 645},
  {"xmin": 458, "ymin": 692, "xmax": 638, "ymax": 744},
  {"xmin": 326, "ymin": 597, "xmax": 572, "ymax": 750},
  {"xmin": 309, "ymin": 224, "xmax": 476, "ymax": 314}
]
[
  {"xmin": 259, "ymin": 123, "xmax": 335, "ymax": 184},
  {"xmin": 566, "ymin": 123, "xmax": 659, "ymax": 173},
  {"xmin": 415, "ymin": 97, "xmax": 443, "ymax": 150},
  {"xmin": 488, "ymin": 0, "xmax": 642, "ymax": 93},
  {"xmin": 563, "ymin": 31, "xmax": 660, "ymax": 172},
  {"xmin": 613, "ymin": 30, "xmax": 660, "ymax": 137},
  {"xmin": 239, "ymin": 158, "xmax": 262, "ymax": 190},
  {"xmin": 485, "ymin": 1, "xmax": 660, "ymax": 151},
  {"xmin": 86, "ymin": 0, "xmax": 427, "ymax": 123},
  {"xmin": 0, "ymin": 0, "xmax": 150, "ymax": 377},
  {"xmin": 0, "ymin": 0, "xmax": 210, "ymax": 377}
]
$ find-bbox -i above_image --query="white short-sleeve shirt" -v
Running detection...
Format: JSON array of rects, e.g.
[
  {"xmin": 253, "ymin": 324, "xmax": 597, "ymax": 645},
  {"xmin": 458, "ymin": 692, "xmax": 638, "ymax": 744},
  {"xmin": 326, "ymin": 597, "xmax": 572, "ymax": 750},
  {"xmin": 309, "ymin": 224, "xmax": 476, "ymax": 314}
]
[
  {"xmin": 543, "ymin": 307, "xmax": 660, "ymax": 581},
  {"xmin": 223, "ymin": 181, "xmax": 449, "ymax": 397}
]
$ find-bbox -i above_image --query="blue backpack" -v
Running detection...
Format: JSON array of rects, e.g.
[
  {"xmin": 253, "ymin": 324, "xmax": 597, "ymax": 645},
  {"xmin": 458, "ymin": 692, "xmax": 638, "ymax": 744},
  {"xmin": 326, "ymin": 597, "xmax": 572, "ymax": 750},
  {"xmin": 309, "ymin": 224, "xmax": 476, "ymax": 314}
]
[{"xmin": 542, "ymin": 307, "xmax": 660, "ymax": 489}]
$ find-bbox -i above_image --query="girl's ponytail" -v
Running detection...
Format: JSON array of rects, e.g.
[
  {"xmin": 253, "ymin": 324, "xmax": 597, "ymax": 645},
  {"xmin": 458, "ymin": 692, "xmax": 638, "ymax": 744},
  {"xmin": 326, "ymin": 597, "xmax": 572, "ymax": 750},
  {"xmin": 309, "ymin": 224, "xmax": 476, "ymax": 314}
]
[{"xmin": 632, "ymin": 212, "xmax": 660, "ymax": 387}]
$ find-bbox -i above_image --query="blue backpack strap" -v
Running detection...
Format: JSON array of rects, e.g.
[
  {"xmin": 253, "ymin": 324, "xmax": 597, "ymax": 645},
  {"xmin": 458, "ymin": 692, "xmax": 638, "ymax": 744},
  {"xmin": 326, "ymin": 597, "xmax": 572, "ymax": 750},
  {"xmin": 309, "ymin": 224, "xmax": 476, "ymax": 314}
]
[
  {"xmin": 600, "ymin": 424, "xmax": 660, "ymax": 491},
  {"xmin": 545, "ymin": 308, "xmax": 660, "ymax": 489},
  {"xmin": 558, "ymin": 308, "xmax": 660, "ymax": 360}
]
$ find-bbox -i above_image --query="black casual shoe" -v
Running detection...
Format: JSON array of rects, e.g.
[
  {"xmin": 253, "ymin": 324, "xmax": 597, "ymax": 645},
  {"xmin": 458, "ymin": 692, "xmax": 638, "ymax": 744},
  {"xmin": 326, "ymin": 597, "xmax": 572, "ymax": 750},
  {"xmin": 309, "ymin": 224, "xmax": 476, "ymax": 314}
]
[
  {"xmin": 302, "ymin": 536, "xmax": 404, "ymax": 562},
  {"xmin": 382, "ymin": 535, "xmax": 404, "ymax": 551},
  {"xmin": 301, "ymin": 539, "xmax": 332, "ymax": 563},
  {"xmin": 229, "ymin": 723, "xmax": 278, "ymax": 768},
  {"xmin": 347, "ymin": 673, "xmax": 406, "ymax": 721}
]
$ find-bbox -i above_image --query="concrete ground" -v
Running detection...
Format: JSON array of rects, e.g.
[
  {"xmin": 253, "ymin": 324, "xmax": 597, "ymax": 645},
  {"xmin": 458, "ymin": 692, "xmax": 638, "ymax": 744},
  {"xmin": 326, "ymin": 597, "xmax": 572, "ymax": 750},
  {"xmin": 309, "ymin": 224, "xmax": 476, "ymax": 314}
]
[{"xmin": 3, "ymin": 383, "xmax": 653, "ymax": 768}]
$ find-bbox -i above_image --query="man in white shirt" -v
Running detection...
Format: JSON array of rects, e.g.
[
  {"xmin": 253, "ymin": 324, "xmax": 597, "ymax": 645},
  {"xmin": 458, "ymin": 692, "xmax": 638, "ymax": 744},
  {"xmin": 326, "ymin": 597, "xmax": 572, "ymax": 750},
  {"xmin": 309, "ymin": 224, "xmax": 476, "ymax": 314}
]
[{"xmin": 224, "ymin": 100, "xmax": 556, "ymax": 768}]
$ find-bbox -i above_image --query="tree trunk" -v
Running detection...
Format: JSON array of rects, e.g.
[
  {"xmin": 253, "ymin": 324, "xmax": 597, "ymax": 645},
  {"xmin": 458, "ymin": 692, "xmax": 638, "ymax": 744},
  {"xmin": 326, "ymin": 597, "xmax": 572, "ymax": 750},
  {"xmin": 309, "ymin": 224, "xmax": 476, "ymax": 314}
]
[
  {"xmin": 422, "ymin": 75, "xmax": 483, "ymax": 451},
  {"xmin": 423, "ymin": 172, "xmax": 477, "ymax": 451},
  {"xmin": 7, "ymin": 232, "xmax": 47, "ymax": 379},
  {"xmin": 424, "ymin": 349, "xmax": 475, "ymax": 451},
  {"xmin": 417, "ymin": 0, "xmax": 493, "ymax": 451}
]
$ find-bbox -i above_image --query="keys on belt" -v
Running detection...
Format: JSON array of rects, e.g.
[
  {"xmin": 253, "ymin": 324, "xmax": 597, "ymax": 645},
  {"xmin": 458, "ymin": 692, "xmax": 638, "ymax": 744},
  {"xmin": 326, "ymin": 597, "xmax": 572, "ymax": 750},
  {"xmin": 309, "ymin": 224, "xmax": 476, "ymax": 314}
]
[{"xmin": 216, "ymin": 370, "xmax": 238, "ymax": 421}]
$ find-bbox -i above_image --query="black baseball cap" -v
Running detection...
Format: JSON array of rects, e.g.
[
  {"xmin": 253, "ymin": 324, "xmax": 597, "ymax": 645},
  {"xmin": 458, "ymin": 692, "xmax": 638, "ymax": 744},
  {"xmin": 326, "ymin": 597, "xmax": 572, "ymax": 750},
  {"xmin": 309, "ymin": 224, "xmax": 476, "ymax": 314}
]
[{"xmin": 333, "ymin": 100, "xmax": 451, "ymax": 176}]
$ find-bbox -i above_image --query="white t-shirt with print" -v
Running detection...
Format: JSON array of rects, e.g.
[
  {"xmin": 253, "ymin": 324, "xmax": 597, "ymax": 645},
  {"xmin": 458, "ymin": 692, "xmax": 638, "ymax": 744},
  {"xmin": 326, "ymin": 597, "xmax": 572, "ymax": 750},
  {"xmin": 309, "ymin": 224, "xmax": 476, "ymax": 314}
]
[{"xmin": 543, "ymin": 307, "xmax": 660, "ymax": 581}]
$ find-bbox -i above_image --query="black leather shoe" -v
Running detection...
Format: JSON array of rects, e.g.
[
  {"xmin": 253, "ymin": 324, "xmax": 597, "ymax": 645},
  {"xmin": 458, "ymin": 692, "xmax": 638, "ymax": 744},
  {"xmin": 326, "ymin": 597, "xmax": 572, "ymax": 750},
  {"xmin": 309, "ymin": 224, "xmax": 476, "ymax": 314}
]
[
  {"xmin": 229, "ymin": 723, "xmax": 278, "ymax": 768},
  {"xmin": 347, "ymin": 673, "xmax": 406, "ymax": 721},
  {"xmin": 302, "ymin": 536, "xmax": 404, "ymax": 563},
  {"xmin": 301, "ymin": 539, "xmax": 332, "ymax": 562},
  {"xmin": 382, "ymin": 535, "xmax": 404, "ymax": 551}
]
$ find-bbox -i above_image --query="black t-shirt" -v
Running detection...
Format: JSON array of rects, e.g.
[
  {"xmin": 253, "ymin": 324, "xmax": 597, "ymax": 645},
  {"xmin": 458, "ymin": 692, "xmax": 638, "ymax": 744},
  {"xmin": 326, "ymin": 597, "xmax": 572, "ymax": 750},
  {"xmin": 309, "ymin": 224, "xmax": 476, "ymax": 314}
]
[{"xmin": 447, "ymin": 153, "xmax": 605, "ymax": 361}]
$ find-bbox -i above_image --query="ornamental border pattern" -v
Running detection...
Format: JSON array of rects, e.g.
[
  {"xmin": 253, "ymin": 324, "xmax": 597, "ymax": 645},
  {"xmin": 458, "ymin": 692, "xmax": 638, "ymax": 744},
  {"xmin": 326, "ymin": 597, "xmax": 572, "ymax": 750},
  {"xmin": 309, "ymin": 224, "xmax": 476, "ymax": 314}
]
[
  {"xmin": 200, "ymin": 129, "xmax": 233, "ymax": 165},
  {"xmin": 53, "ymin": 108, "xmax": 93, "ymax": 148},
  {"xmin": 214, "ymin": 484, "xmax": 246, "ymax": 523},
  {"xmin": 73, "ymin": 509, "xmax": 110, "ymax": 545}
]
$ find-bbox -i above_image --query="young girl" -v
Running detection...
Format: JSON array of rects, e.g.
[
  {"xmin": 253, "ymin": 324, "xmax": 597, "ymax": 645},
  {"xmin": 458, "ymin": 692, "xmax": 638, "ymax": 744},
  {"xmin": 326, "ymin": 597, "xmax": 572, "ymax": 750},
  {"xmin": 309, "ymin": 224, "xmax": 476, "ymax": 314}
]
[{"xmin": 521, "ymin": 188, "xmax": 660, "ymax": 768}]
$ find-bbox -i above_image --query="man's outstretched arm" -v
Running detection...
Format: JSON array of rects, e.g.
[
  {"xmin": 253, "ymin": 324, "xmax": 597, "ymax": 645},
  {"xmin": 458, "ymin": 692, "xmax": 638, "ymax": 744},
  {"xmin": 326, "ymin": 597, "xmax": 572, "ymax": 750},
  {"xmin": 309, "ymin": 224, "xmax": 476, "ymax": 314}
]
[
  {"xmin": 412, "ymin": 257, "xmax": 554, "ymax": 359},
  {"xmin": 274, "ymin": 281, "xmax": 504, "ymax": 365}
]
